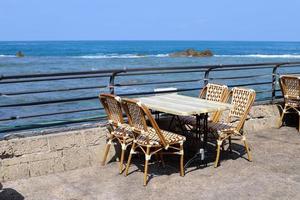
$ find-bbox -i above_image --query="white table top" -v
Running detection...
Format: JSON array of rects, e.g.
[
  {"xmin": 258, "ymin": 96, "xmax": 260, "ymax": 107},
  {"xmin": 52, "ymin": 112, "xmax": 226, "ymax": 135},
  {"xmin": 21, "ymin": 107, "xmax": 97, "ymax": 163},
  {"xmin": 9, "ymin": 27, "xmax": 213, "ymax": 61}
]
[{"xmin": 137, "ymin": 93, "xmax": 233, "ymax": 116}]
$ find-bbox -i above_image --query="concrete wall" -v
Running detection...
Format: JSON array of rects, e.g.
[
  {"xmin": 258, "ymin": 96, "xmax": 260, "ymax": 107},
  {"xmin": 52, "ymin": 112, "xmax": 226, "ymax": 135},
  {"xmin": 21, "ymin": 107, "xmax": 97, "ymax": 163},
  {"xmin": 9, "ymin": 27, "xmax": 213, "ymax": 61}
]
[
  {"xmin": 0, "ymin": 127, "xmax": 117, "ymax": 182},
  {"xmin": 0, "ymin": 104, "xmax": 281, "ymax": 182}
]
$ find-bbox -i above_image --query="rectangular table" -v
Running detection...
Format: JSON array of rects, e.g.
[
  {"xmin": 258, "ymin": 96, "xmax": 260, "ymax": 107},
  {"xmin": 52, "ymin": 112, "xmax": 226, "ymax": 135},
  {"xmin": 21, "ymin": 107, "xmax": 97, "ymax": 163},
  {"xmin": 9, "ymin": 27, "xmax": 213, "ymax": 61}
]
[
  {"xmin": 137, "ymin": 93, "xmax": 233, "ymax": 167},
  {"xmin": 138, "ymin": 93, "xmax": 232, "ymax": 117}
]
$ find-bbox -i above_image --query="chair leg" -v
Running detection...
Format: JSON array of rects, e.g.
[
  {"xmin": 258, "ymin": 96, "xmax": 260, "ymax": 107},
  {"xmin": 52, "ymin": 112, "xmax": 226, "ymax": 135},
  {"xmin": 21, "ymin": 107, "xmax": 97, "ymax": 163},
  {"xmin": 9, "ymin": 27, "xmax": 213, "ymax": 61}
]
[
  {"xmin": 298, "ymin": 113, "xmax": 300, "ymax": 133},
  {"xmin": 102, "ymin": 139, "xmax": 112, "ymax": 166},
  {"xmin": 228, "ymin": 136, "xmax": 232, "ymax": 153},
  {"xmin": 179, "ymin": 144, "xmax": 184, "ymax": 177},
  {"xmin": 277, "ymin": 106, "xmax": 286, "ymax": 128},
  {"xmin": 119, "ymin": 143, "xmax": 126, "ymax": 174},
  {"xmin": 242, "ymin": 136, "xmax": 252, "ymax": 162},
  {"xmin": 143, "ymin": 146, "xmax": 150, "ymax": 186},
  {"xmin": 125, "ymin": 143, "xmax": 135, "ymax": 176},
  {"xmin": 214, "ymin": 140, "xmax": 222, "ymax": 168}
]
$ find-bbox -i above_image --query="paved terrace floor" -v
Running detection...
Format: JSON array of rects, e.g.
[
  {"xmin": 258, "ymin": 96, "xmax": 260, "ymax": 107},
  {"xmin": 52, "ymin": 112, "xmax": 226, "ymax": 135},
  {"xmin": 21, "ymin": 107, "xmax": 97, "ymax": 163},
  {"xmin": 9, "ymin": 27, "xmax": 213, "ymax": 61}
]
[{"xmin": 1, "ymin": 127, "xmax": 300, "ymax": 200}]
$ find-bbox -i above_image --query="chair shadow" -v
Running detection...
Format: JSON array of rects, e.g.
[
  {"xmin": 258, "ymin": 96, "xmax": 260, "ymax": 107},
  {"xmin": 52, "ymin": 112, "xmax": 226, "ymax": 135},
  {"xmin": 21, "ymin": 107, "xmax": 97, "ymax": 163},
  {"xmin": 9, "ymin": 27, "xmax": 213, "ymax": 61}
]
[
  {"xmin": 276, "ymin": 103, "xmax": 299, "ymax": 128},
  {"xmin": 184, "ymin": 138, "xmax": 250, "ymax": 174},
  {"xmin": 125, "ymin": 153, "xmax": 183, "ymax": 185},
  {"xmin": 0, "ymin": 183, "xmax": 24, "ymax": 200}
]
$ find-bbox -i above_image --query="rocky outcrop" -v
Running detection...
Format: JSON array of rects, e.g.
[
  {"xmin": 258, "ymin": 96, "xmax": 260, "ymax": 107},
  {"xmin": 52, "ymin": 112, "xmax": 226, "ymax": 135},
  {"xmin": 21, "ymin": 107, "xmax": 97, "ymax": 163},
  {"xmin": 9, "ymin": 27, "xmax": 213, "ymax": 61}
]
[
  {"xmin": 170, "ymin": 49, "xmax": 213, "ymax": 57},
  {"xmin": 16, "ymin": 51, "xmax": 24, "ymax": 57}
]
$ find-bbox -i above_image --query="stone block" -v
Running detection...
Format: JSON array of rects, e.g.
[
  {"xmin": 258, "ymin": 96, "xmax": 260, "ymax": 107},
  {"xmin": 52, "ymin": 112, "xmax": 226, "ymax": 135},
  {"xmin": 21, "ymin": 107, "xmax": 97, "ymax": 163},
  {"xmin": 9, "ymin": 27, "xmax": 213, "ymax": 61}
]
[
  {"xmin": 1, "ymin": 157, "xmax": 21, "ymax": 166},
  {"xmin": 249, "ymin": 105, "xmax": 280, "ymax": 119},
  {"xmin": 1, "ymin": 163, "xmax": 29, "ymax": 181},
  {"xmin": 10, "ymin": 139, "xmax": 31, "ymax": 156},
  {"xmin": 0, "ymin": 140, "xmax": 13, "ymax": 158},
  {"xmin": 83, "ymin": 129, "xmax": 104, "ymax": 146},
  {"xmin": 29, "ymin": 159, "xmax": 54, "ymax": 177},
  {"xmin": 29, "ymin": 137, "xmax": 49, "ymax": 153},
  {"xmin": 53, "ymin": 156, "xmax": 64, "ymax": 173},
  {"xmin": 48, "ymin": 131, "xmax": 84, "ymax": 151}
]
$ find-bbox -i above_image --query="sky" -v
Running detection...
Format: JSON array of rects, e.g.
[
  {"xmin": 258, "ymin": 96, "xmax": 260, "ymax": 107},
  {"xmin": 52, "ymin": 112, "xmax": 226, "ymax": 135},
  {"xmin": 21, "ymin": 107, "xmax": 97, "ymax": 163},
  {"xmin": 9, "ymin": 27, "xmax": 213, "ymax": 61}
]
[{"xmin": 0, "ymin": 0, "xmax": 300, "ymax": 41}]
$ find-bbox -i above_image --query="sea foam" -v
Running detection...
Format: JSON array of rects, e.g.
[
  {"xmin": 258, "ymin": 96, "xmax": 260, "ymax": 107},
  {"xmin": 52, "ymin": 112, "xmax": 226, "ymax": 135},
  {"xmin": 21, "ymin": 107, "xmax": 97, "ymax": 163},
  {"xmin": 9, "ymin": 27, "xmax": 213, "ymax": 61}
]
[
  {"xmin": 0, "ymin": 54, "xmax": 16, "ymax": 58},
  {"xmin": 77, "ymin": 53, "xmax": 169, "ymax": 59},
  {"xmin": 214, "ymin": 54, "xmax": 300, "ymax": 58}
]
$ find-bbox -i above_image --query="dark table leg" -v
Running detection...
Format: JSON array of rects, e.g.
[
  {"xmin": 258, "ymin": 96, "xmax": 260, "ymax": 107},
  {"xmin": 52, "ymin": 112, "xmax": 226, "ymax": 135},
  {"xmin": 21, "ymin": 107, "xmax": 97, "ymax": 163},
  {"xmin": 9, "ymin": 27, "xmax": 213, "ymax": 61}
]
[{"xmin": 184, "ymin": 113, "xmax": 208, "ymax": 169}]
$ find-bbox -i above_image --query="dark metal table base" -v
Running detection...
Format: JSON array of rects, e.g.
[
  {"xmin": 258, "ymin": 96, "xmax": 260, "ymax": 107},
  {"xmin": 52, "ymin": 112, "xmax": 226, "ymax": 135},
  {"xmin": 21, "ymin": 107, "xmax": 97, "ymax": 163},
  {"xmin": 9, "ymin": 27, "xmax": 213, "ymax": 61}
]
[{"xmin": 184, "ymin": 113, "xmax": 208, "ymax": 169}]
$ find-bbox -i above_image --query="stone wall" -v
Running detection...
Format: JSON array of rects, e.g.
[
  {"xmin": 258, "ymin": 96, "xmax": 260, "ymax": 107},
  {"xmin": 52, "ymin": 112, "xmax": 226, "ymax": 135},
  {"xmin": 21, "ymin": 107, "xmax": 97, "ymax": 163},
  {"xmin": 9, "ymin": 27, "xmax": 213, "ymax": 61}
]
[
  {"xmin": 0, "ymin": 104, "xmax": 282, "ymax": 182},
  {"xmin": 0, "ymin": 127, "xmax": 117, "ymax": 182},
  {"xmin": 245, "ymin": 104, "xmax": 281, "ymax": 131}
]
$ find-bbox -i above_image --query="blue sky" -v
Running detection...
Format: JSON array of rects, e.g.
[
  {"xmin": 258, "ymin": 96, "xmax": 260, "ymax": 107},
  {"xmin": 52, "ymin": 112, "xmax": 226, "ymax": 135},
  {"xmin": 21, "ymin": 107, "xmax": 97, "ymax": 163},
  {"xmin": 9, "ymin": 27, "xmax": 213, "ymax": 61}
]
[{"xmin": 1, "ymin": 0, "xmax": 300, "ymax": 41}]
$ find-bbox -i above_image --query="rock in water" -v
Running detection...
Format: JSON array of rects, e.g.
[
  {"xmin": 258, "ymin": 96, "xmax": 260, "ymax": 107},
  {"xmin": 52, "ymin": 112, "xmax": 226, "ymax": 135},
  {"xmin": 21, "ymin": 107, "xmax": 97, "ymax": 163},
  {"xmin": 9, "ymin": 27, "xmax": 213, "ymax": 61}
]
[
  {"xmin": 16, "ymin": 51, "xmax": 25, "ymax": 57},
  {"xmin": 170, "ymin": 48, "xmax": 213, "ymax": 57}
]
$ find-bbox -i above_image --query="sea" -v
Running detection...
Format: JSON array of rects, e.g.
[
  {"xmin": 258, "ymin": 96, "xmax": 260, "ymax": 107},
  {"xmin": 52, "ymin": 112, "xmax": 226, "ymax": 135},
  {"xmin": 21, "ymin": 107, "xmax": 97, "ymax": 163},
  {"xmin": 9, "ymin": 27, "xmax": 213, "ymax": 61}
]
[{"xmin": 1, "ymin": 41, "xmax": 300, "ymax": 134}]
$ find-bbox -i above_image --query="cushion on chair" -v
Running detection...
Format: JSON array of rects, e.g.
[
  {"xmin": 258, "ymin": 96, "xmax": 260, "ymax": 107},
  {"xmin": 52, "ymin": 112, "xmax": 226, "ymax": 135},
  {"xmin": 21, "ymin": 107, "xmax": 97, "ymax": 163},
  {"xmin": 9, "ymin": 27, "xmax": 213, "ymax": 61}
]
[
  {"xmin": 111, "ymin": 124, "xmax": 134, "ymax": 138},
  {"xmin": 135, "ymin": 127, "xmax": 186, "ymax": 146},
  {"xmin": 207, "ymin": 121, "xmax": 236, "ymax": 139}
]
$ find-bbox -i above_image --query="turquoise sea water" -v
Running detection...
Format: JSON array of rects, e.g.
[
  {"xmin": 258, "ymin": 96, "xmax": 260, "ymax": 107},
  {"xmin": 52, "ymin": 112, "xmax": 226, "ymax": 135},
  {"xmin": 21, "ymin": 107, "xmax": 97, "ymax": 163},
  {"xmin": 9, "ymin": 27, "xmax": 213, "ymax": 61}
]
[
  {"xmin": 0, "ymin": 41, "xmax": 300, "ymax": 134},
  {"xmin": 1, "ymin": 41, "xmax": 300, "ymax": 74}
]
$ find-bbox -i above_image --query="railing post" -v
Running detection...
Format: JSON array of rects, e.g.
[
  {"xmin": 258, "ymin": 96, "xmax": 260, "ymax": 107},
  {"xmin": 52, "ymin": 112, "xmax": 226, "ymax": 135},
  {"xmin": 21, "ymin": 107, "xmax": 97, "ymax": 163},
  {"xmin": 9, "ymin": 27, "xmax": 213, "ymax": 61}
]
[
  {"xmin": 204, "ymin": 68, "xmax": 212, "ymax": 86},
  {"xmin": 108, "ymin": 69, "xmax": 126, "ymax": 94},
  {"xmin": 271, "ymin": 64, "xmax": 280, "ymax": 103},
  {"xmin": 109, "ymin": 72, "xmax": 117, "ymax": 94}
]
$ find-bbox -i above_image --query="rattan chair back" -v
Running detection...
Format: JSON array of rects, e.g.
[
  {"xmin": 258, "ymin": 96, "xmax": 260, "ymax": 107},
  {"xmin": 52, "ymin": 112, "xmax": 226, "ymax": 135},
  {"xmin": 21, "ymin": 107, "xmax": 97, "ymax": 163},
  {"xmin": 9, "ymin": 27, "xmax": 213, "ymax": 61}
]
[
  {"xmin": 199, "ymin": 83, "xmax": 229, "ymax": 122},
  {"xmin": 200, "ymin": 83, "xmax": 229, "ymax": 102},
  {"xmin": 122, "ymin": 98, "xmax": 168, "ymax": 147},
  {"xmin": 227, "ymin": 87, "xmax": 256, "ymax": 132},
  {"xmin": 99, "ymin": 94, "xmax": 124, "ymax": 127},
  {"xmin": 280, "ymin": 75, "xmax": 300, "ymax": 102}
]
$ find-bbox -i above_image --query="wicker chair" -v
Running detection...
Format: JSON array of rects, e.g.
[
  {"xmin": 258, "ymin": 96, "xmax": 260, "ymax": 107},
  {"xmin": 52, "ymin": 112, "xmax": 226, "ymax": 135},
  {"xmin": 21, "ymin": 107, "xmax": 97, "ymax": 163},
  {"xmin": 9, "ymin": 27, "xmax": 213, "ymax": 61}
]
[
  {"xmin": 122, "ymin": 98, "xmax": 186, "ymax": 186},
  {"xmin": 199, "ymin": 83, "xmax": 229, "ymax": 122},
  {"xmin": 182, "ymin": 83, "xmax": 229, "ymax": 129},
  {"xmin": 278, "ymin": 75, "xmax": 300, "ymax": 132},
  {"xmin": 99, "ymin": 94, "xmax": 134, "ymax": 174},
  {"xmin": 207, "ymin": 87, "xmax": 256, "ymax": 167}
]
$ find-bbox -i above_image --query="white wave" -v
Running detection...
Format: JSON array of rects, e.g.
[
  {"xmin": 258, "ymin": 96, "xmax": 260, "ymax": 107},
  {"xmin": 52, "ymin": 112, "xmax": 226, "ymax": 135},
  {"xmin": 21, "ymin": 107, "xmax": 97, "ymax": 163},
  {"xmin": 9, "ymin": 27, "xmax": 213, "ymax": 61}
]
[
  {"xmin": 76, "ymin": 53, "xmax": 169, "ymax": 59},
  {"xmin": 214, "ymin": 54, "xmax": 300, "ymax": 58},
  {"xmin": 0, "ymin": 54, "xmax": 16, "ymax": 58}
]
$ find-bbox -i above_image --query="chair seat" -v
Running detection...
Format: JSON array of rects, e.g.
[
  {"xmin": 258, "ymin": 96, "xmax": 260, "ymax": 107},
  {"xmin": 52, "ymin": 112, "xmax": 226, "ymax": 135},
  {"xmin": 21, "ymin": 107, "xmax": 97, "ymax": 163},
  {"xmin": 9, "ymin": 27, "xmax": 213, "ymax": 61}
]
[
  {"xmin": 208, "ymin": 121, "xmax": 236, "ymax": 139},
  {"xmin": 180, "ymin": 116, "xmax": 212, "ymax": 126},
  {"xmin": 286, "ymin": 100, "xmax": 300, "ymax": 108},
  {"xmin": 135, "ymin": 127, "xmax": 186, "ymax": 146},
  {"xmin": 112, "ymin": 124, "xmax": 134, "ymax": 138}
]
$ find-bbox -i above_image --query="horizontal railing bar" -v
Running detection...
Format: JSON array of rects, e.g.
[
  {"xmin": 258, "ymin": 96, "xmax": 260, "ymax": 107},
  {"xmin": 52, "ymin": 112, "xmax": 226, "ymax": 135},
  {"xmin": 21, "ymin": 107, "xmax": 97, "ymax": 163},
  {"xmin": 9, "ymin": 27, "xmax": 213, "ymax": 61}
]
[
  {"xmin": 209, "ymin": 74, "xmax": 271, "ymax": 80},
  {"xmin": 1, "ymin": 85, "xmax": 108, "ymax": 96},
  {"xmin": 0, "ymin": 96, "xmax": 98, "ymax": 108},
  {"xmin": 214, "ymin": 64, "xmax": 300, "ymax": 71},
  {"xmin": 212, "ymin": 66, "xmax": 275, "ymax": 72},
  {"xmin": 0, "ymin": 88, "xmax": 272, "ymax": 121},
  {"xmin": 0, "ymin": 70, "xmax": 206, "ymax": 84},
  {"xmin": 227, "ymin": 81, "xmax": 272, "ymax": 87},
  {"xmin": 0, "ymin": 107, "xmax": 103, "ymax": 122},
  {"xmin": 285, "ymin": 72, "xmax": 300, "ymax": 75},
  {"xmin": 0, "ymin": 115, "xmax": 106, "ymax": 133},
  {"xmin": 116, "ymin": 87, "xmax": 202, "ymax": 97},
  {"xmin": 118, "ymin": 69, "xmax": 207, "ymax": 77},
  {"xmin": 1, "ymin": 62, "xmax": 300, "ymax": 80},
  {"xmin": 255, "ymin": 90, "xmax": 272, "ymax": 94},
  {"xmin": 0, "ymin": 81, "xmax": 272, "ymax": 108},
  {"xmin": 0, "ymin": 74, "xmax": 111, "ymax": 84},
  {"xmin": 116, "ymin": 78, "xmax": 202, "ymax": 87}
]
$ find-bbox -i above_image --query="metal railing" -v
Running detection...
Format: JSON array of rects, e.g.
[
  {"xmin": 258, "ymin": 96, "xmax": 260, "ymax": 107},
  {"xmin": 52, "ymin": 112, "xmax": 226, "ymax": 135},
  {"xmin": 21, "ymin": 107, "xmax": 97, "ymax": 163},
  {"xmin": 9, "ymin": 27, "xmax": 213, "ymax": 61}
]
[{"xmin": 1, "ymin": 61, "xmax": 300, "ymax": 134}]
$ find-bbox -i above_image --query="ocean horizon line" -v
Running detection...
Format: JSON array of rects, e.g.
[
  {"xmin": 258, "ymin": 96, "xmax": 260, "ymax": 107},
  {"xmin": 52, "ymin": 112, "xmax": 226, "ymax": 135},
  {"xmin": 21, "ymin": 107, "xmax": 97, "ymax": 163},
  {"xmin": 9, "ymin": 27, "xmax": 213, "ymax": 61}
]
[{"xmin": 1, "ymin": 39, "xmax": 300, "ymax": 43}]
